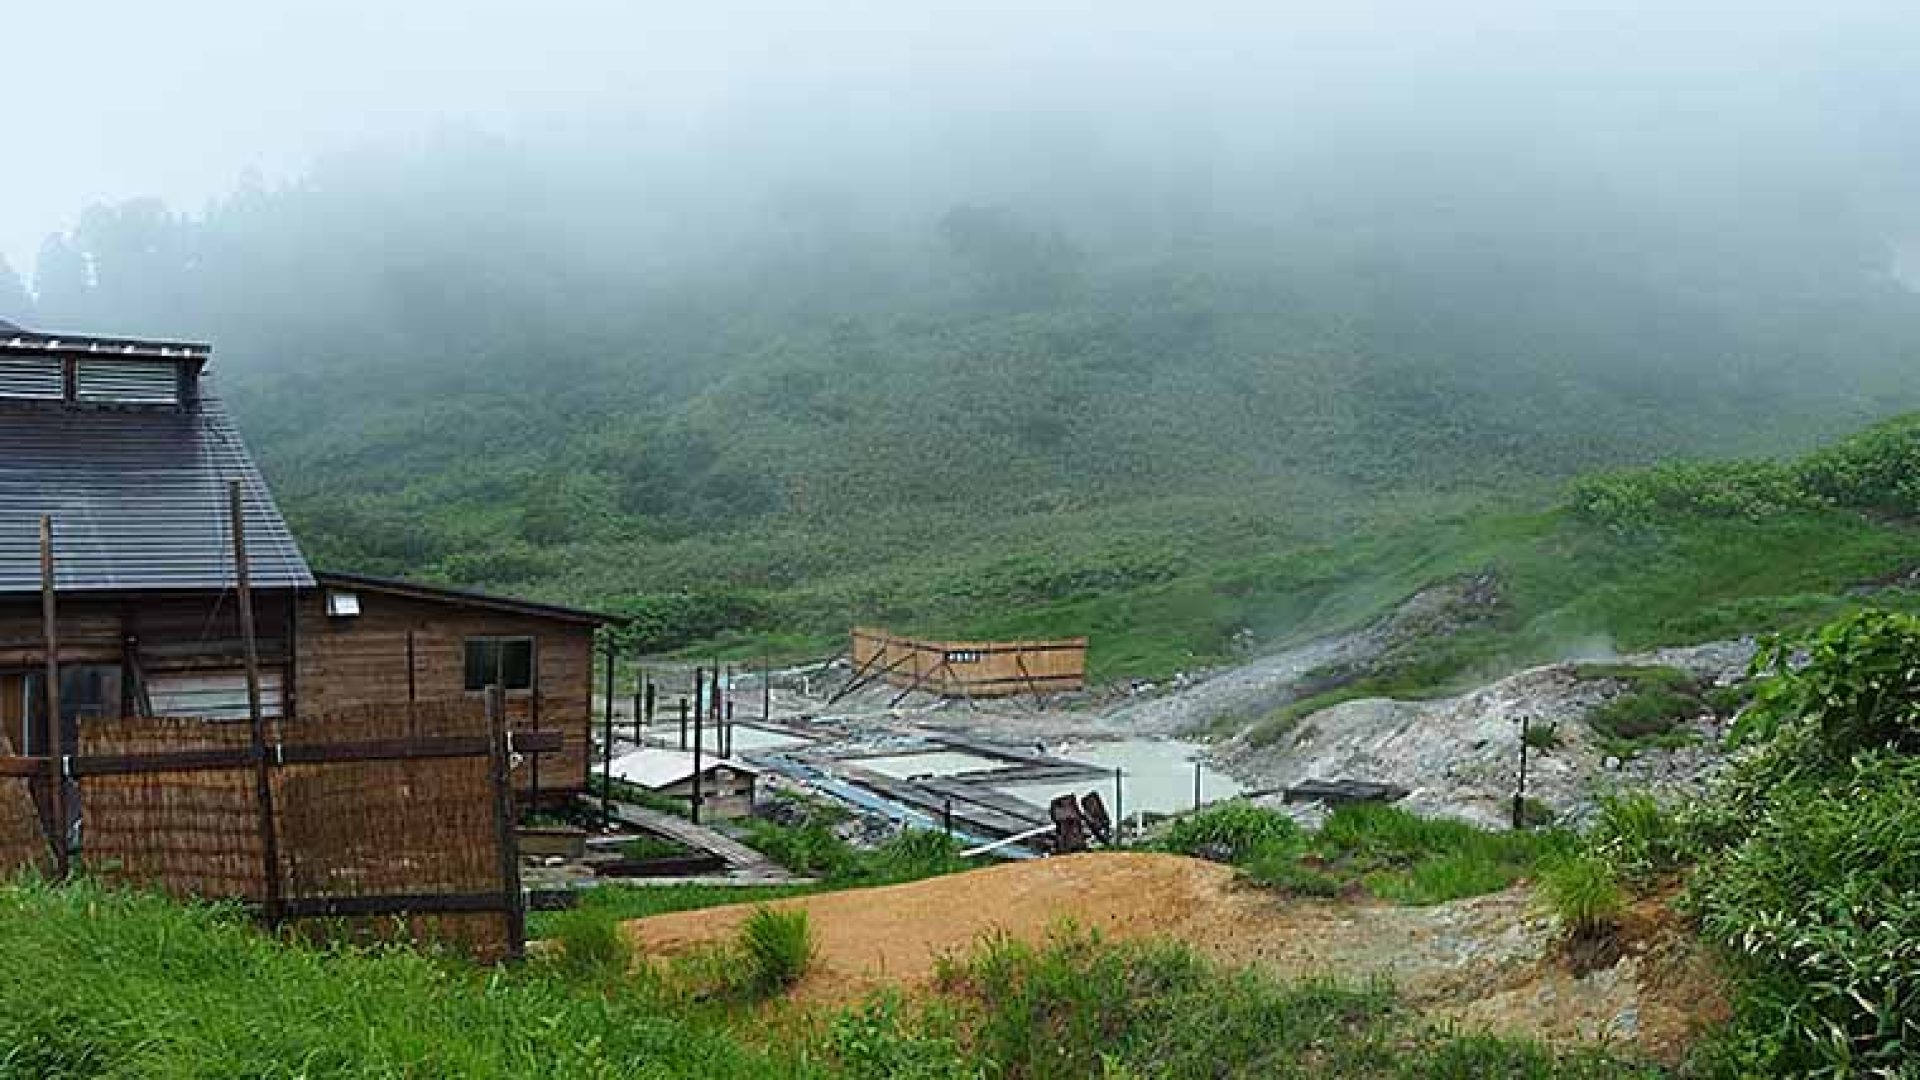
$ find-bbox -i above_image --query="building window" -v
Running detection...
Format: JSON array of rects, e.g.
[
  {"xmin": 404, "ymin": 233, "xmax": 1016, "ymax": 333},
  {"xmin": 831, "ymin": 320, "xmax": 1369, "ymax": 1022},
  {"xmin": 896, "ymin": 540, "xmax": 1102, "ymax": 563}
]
[{"xmin": 464, "ymin": 637, "xmax": 534, "ymax": 691}]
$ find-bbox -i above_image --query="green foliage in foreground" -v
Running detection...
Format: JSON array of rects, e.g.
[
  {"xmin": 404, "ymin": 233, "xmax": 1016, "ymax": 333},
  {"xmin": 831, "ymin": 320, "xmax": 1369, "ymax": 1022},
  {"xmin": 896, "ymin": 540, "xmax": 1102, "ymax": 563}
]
[
  {"xmin": 902, "ymin": 927, "xmax": 1659, "ymax": 1080},
  {"xmin": 1158, "ymin": 800, "xmax": 1569, "ymax": 906},
  {"xmin": 1, "ymin": 876, "xmax": 1663, "ymax": 1080},
  {"xmin": 1571, "ymin": 610, "xmax": 1920, "ymax": 1077},
  {"xmin": 0, "ymin": 879, "xmax": 816, "ymax": 1079}
]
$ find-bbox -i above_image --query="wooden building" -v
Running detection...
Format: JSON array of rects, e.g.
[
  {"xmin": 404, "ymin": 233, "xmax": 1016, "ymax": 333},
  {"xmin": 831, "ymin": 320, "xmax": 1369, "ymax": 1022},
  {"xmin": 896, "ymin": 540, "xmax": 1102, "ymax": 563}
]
[
  {"xmin": 848, "ymin": 627, "xmax": 1087, "ymax": 699},
  {"xmin": 0, "ymin": 323, "xmax": 613, "ymax": 802},
  {"xmin": 609, "ymin": 747, "xmax": 760, "ymax": 819},
  {"xmin": 301, "ymin": 573, "xmax": 606, "ymax": 796}
]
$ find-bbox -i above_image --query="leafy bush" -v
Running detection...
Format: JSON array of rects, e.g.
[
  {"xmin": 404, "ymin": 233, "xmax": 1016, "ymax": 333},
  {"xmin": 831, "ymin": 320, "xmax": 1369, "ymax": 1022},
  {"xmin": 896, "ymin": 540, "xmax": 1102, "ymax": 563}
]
[
  {"xmin": 1157, "ymin": 801, "xmax": 1303, "ymax": 863},
  {"xmin": 1569, "ymin": 460, "xmax": 1817, "ymax": 533},
  {"xmin": 830, "ymin": 993, "xmax": 975, "ymax": 1080},
  {"xmin": 740, "ymin": 905, "xmax": 815, "ymax": 996},
  {"xmin": 1690, "ymin": 753, "xmax": 1920, "ymax": 1076},
  {"xmin": 872, "ymin": 828, "xmax": 973, "ymax": 881},
  {"xmin": 1733, "ymin": 608, "xmax": 1920, "ymax": 761},
  {"xmin": 1796, "ymin": 412, "xmax": 1920, "ymax": 519},
  {"xmin": 1535, "ymin": 852, "xmax": 1624, "ymax": 940},
  {"xmin": 544, "ymin": 907, "xmax": 634, "ymax": 985},
  {"xmin": 1572, "ymin": 665, "xmax": 1709, "ymax": 754},
  {"xmin": 743, "ymin": 810, "xmax": 863, "ymax": 880}
]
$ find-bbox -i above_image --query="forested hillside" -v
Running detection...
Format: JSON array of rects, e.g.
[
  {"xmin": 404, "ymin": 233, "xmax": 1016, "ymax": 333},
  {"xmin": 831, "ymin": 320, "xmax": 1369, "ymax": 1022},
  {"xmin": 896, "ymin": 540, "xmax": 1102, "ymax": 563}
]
[{"xmin": 7, "ymin": 132, "xmax": 1920, "ymax": 667}]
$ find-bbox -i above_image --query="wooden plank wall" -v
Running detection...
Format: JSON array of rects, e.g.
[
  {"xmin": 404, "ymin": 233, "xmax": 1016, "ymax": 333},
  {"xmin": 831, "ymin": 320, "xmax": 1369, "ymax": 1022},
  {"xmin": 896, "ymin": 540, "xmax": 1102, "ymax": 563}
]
[
  {"xmin": 295, "ymin": 591, "xmax": 593, "ymax": 794},
  {"xmin": 0, "ymin": 593, "xmax": 294, "ymax": 713},
  {"xmin": 850, "ymin": 627, "xmax": 1087, "ymax": 697}
]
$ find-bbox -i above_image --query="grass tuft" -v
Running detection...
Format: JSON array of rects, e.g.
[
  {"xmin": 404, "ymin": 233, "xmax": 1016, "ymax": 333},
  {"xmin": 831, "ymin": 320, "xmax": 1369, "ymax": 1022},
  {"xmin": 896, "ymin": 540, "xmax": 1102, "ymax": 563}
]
[{"xmin": 740, "ymin": 905, "xmax": 815, "ymax": 996}]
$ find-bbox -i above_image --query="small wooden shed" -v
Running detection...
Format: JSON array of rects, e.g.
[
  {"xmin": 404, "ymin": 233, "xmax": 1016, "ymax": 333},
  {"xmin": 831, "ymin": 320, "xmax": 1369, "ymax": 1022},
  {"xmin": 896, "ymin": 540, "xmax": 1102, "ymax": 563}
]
[{"xmin": 608, "ymin": 747, "xmax": 759, "ymax": 819}]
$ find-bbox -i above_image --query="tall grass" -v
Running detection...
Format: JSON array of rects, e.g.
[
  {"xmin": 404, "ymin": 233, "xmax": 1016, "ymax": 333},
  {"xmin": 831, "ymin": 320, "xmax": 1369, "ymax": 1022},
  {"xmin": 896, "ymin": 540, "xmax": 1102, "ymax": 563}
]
[
  {"xmin": 0, "ymin": 878, "xmax": 815, "ymax": 1078},
  {"xmin": 1536, "ymin": 853, "xmax": 1625, "ymax": 940},
  {"xmin": 1160, "ymin": 801, "xmax": 1566, "ymax": 906},
  {"xmin": 740, "ymin": 906, "xmax": 815, "ymax": 996},
  {"xmin": 919, "ymin": 925, "xmax": 1658, "ymax": 1079}
]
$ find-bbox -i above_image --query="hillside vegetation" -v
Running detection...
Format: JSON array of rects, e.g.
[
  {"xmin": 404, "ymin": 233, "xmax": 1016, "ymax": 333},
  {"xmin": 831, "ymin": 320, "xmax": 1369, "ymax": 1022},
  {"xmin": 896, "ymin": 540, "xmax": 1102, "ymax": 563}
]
[{"xmin": 11, "ymin": 141, "xmax": 1920, "ymax": 674}]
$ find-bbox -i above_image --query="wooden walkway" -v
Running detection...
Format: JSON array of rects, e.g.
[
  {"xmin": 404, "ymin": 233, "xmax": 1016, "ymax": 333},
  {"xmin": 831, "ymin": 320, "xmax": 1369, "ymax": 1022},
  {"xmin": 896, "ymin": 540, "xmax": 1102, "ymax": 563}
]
[{"xmin": 607, "ymin": 801, "xmax": 801, "ymax": 882}]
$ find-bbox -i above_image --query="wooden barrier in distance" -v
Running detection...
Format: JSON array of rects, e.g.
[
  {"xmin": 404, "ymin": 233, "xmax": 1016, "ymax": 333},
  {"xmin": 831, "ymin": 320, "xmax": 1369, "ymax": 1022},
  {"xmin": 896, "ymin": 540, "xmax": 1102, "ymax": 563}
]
[{"xmin": 847, "ymin": 627, "xmax": 1087, "ymax": 700}]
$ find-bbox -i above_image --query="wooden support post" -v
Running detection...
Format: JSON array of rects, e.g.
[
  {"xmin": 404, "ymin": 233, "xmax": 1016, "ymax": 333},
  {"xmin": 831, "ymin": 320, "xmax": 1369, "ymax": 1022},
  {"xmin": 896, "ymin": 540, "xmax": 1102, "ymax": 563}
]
[
  {"xmin": 1513, "ymin": 714, "xmax": 1532, "ymax": 831},
  {"xmin": 1193, "ymin": 759, "xmax": 1202, "ymax": 812},
  {"xmin": 528, "ymin": 637, "xmax": 542, "ymax": 803},
  {"xmin": 485, "ymin": 685, "xmax": 526, "ymax": 960},
  {"xmin": 677, "ymin": 696, "xmax": 688, "ymax": 750},
  {"xmin": 641, "ymin": 645, "xmax": 656, "ymax": 737},
  {"xmin": 1014, "ymin": 654, "xmax": 1049, "ymax": 709},
  {"xmin": 1114, "ymin": 767, "xmax": 1125, "ymax": 845},
  {"xmin": 230, "ymin": 482, "xmax": 282, "ymax": 923},
  {"xmin": 644, "ymin": 679, "xmax": 656, "ymax": 734},
  {"xmin": 690, "ymin": 686, "xmax": 704, "ymax": 825},
  {"xmin": 762, "ymin": 651, "xmax": 771, "ymax": 723},
  {"xmin": 404, "ymin": 630, "xmax": 418, "ymax": 734},
  {"xmin": 602, "ymin": 641, "xmax": 616, "ymax": 831},
  {"xmin": 38, "ymin": 516, "xmax": 67, "ymax": 878}
]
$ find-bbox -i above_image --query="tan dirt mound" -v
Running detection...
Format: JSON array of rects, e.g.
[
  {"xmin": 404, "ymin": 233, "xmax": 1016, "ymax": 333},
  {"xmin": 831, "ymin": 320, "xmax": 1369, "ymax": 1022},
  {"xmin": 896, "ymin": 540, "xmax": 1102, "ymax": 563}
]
[{"xmin": 621, "ymin": 852, "xmax": 1724, "ymax": 1062}]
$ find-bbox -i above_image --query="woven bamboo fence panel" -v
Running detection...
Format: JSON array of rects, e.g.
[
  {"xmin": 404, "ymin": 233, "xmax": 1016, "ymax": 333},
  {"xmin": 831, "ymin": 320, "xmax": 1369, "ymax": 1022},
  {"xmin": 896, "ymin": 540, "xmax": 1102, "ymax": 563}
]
[
  {"xmin": 79, "ymin": 715, "xmax": 264, "ymax": 900},
  {"xmin": 850, "ymin": 628, "xmax": 1088, "ymax": 697},
  {"xmin": 277, "ymin": 701, "xmax": 506, "ymax": 956},
  {"xmin": 73, "ymin": 700, "xmax": 510, "ymax": 958},
  {"xmin": 0, "ymin": 729, "xmax": 48, "ymax": 878}
]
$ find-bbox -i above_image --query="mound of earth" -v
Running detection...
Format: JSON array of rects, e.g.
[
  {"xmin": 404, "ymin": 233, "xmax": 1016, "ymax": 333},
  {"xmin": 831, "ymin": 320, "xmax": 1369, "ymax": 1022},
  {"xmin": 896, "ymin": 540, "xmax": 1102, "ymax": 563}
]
[{"xmin": 621, "ymin": 852, "xmax": 1723, "ymax": 1063}]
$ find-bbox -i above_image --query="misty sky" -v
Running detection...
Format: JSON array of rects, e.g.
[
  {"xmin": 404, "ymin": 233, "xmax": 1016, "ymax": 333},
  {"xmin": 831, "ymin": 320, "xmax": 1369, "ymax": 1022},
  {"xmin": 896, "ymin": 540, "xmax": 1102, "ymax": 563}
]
[{"xmin": 8, "ymin": 0, "xmax": 1920, "ymax": 277}]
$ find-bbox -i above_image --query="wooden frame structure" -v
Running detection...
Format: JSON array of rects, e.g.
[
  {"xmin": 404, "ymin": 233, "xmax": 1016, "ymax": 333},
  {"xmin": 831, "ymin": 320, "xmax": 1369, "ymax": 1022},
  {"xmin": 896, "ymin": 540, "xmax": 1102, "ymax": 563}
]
[{"xmin": 843, "ymin": 627, "xmax": 1087, "ymax": 703}]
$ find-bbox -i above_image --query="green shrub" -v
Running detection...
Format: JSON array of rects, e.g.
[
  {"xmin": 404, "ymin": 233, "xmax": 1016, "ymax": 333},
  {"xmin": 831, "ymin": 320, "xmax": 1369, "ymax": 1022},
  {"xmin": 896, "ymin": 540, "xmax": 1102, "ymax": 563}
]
[
  {"xmin": 1587, "ymin": 792, "xmax": 1685, "ymax": 884},
  {"xmin": 1568, "ymin": 460, "xmax": 1818, "ymax": 533},
  {"xmin": 740, "ymin": 905, "xmax": 814, "ymax": 996},
  {"xmin": 872, "ymin": 828, "xmax": 973, "ymax": 882},
  {"xmin": 1796, "ymin": 411, "xmax": 1920, "ymax": 519},
  {"xmin": 1536, "ymin": 853, "xmax": 1624, "ymax": 940},
  {"xmin": 1733, "ymin": 609, "xmax": 1920, "ymax": 761},
  {"xmin": 1691, "ymin": 753, "xmax": 1920, "ymax": 1076},
  {"xmin": 1313, "ymin": 803, "xmax": 1566, "ymax": 905},
  {"xmin": 544, "ymin": 907, "xmax": 634, "ymax": 985},
  {"xmin": 1523, "ymin": 722, "xmax": 1563, "ymax": 751},
  {"xmin": 743, "ymin": 812, "xmax": 862, "ymax": 880},
  {"xmin": 1586, "ymin": 686, "xmax": 1701, "ymax": 742},
  {"xmin": 1157, "ymin": 801, "xmax": 1302, "ymax": 863},
  {"xmin": 830, "ymin": 993, "xmax": 975, "ymax": 1080},
  {"xmin": 1241, "ymin": 840, "xmax": 1342, "ymax": 897}
]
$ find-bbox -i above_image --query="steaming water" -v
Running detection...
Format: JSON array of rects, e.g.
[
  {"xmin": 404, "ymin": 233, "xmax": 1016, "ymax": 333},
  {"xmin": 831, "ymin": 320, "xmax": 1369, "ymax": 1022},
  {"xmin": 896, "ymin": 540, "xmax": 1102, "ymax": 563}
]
[{"xmin": 999, "ymin": 739, "xmax": 1243, "ymax": 817}]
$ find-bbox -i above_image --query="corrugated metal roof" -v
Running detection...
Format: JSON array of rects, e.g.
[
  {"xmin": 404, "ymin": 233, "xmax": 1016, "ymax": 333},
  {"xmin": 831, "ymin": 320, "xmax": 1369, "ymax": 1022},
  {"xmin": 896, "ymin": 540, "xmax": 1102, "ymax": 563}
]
[
  {"xmin": 0, "ymin": 395, "xmax": 313, "ymax": 593},
  {"xmin": 610, "ymin": 748, "xmax": 759, "ymax": 790}
]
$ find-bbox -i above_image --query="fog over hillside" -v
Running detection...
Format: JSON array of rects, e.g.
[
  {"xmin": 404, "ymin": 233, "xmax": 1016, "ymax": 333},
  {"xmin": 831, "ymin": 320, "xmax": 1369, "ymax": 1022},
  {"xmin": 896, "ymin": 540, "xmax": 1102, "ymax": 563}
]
[{"xmin": 5, "ymin": 0, "xmax": 1920, "ymax": 651}]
